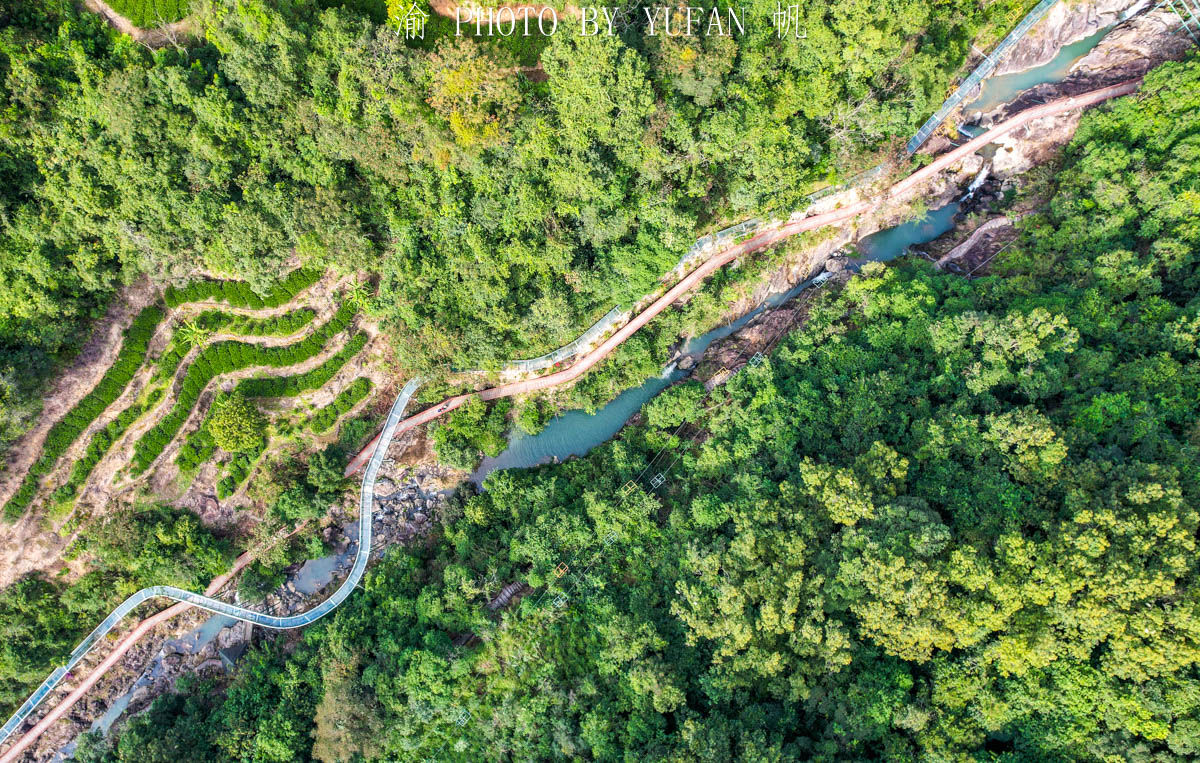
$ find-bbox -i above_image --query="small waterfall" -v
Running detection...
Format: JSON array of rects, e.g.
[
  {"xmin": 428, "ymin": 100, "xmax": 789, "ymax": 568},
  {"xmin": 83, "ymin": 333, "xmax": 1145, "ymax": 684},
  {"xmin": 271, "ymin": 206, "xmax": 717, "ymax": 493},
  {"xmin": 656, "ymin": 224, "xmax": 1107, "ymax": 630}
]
[{"xmin": 961, "ymin": 164, "xmax": 991, "ymax": 202}]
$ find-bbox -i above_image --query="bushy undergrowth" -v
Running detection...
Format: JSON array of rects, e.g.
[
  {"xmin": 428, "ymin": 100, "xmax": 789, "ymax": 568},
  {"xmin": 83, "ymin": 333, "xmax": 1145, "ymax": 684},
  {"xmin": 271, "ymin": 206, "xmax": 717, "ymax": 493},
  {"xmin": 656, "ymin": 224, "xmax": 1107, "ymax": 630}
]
[
  {"xmin": 105, "ymin": 0, "xmax": 189, "ymax": 28},
  {"xmin": 309, "ymin": 378, "xmax": 373, "ymax": 434},
  {"xmin": 156, "ymin": 307, "xmax": 317, "ymax": 379},
  {"xmin": 237, "ymin": 332, "xmax": 368, "ymax": 399},
  {"xmin": 131, "ymin": 304, "xmax": 355, "ymax": 474},
  {"xmin": 175, "ymin": 424, "xmax": 216, "ymax": 473},
  {"xmin": 217, "ymin": 439, "xmax": 267, "ymax": 500},
  {"xmin": 163, "ymin": 268, "xmax": 321, "ymax": 310}
]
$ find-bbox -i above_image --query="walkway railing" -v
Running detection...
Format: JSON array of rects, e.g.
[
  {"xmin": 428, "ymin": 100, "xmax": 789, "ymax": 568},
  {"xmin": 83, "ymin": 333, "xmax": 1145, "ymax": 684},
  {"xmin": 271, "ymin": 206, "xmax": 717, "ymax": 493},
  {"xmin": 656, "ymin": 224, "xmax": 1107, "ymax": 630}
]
[
  {"xmin": 504, "ymin": 306, "xmax": 625, "ymax": 374},
  {"xmin": 1166, "ymin": 0, "xmax": 1200, "ymax": 42},
  {"xmin": 907, "ymin": 0, "xmax": 1061, "ymax": 153},
  {"xmin": 500, "ymin": 2, "xmax": 1066, "ymax": 373},
  {"xmin": 0, "ymin": 378, "xmax": 424, "ymax": 745},
  {"xmin": 0, "ymin": 1, "xmax": 1122, "ymax": 747}
]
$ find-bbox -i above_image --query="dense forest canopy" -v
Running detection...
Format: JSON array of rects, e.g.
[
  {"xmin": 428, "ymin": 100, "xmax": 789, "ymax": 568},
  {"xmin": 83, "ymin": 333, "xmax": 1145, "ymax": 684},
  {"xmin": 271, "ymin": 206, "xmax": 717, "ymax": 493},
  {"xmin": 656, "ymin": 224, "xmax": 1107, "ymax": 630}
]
[
  {"xmin": 0, "ymin": 0, "xmax": 1024, "ymax": 449},
  {"xmin": 78, "ymin": 58, "xmax": 1200, "ymax": 761},
  {"xmin": 0, "ymin": 504, "xmax": 229, "ymax": 712}
]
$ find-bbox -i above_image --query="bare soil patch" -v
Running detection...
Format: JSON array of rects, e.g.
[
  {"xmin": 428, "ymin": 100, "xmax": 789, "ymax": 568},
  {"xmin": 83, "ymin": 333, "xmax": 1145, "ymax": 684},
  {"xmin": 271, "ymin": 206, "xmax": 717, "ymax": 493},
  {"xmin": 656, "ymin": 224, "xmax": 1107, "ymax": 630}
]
[{"xmin": 82, "ymin": 0, "xmax": 196, "ymax": 48}]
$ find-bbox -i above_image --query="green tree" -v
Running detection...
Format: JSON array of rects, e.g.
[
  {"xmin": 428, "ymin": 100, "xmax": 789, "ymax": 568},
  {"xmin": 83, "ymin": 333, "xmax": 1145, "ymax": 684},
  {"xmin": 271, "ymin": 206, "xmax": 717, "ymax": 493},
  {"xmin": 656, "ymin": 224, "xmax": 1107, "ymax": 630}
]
[{"xmin": 208, "ymin": 393, "xmax": 267, "ymax": 454}]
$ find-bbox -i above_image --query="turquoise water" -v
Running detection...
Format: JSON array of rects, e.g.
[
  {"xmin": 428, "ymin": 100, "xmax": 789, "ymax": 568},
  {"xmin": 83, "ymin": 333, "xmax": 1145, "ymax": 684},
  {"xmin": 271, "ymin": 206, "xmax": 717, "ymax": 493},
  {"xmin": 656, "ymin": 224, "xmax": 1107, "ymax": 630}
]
[
  {"xmin": 56, "ymin": 28, "xmax": 1117, "ymax": 749},
  {"xmin": 966, "ymin": 27, "xmax": 1110, "ymax": 114},
  {"xmin": 855, "ymin": 202, "xmax": 962, "ymax": 261},
  {"xmin": 471, "ymin": 370, "xmax": 683, "ymax": 484},
  {"xmin": 472, "ymin": 202, "xmax": 962, "ymax": 485}
]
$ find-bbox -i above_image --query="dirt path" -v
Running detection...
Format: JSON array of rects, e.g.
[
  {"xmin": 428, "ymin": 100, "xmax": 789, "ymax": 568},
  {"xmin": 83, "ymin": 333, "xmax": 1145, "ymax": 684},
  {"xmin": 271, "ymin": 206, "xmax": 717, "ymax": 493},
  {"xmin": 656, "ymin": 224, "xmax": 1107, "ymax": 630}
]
[
  {"xmin": 72, "ymin": 274, "xmax": 346, "ymax": 506},
  {"xmin": 172, "ymin": 327, "xmax": 393, "ymax": 510},
  {"xmin": 0, "ymin": 280, "xmax": 159, "ymax": 589},
  {"xmin": 82, "ymin": 0, "xmax": 195, "ymax": 48},
  {"xmin": 115, "ymin": 324, "xmax": 364, "ymax": 498},
  {"xmin": 0, "ymin": 273, "xmax": 343, "ymax": 590},
  {"xmin": 0, "ymin": 78, "xmax": 1144, "ymax": 763},
  {"xmin": 0, "ymin": 521, "xmax": 307, "ymax": 763},
  {"xmin": 345, "ymin": 78, "xmax": 1143, "ymax": 475},
  {"xmin": 0, "ymin": 280, "xmax": 155, "ymax": 506}
]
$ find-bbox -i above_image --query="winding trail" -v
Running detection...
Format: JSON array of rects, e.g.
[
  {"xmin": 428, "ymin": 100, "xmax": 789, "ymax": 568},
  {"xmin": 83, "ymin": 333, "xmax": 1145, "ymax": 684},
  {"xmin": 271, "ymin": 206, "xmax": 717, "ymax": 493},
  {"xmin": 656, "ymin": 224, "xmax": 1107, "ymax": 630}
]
[
  {"xmin": 0, "ymin": 380, "xmax": 422, "ymax": 761},
  {"xmin": 345, "ymin": 78, "xmax": 1142, "ymax": 476},
  {"xmin": 0, "ymin": 77, "xmax": 1141, "ymax": 761}
]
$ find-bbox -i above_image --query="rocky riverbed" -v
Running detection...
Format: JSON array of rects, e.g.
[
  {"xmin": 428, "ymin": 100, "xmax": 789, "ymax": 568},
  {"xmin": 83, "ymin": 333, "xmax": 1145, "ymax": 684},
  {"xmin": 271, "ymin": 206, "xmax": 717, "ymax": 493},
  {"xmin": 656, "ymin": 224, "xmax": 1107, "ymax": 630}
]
[
  {"xmin": 682, "ymin": 2, "xmax": 1196, "ymax": 394},
  {"xmin": 32, "ymin": 457, "xmax": 454, "ymax": 763},
  {"xmin": 990, "ymin": 0, "xmax": 1147, "ymax": 78}
]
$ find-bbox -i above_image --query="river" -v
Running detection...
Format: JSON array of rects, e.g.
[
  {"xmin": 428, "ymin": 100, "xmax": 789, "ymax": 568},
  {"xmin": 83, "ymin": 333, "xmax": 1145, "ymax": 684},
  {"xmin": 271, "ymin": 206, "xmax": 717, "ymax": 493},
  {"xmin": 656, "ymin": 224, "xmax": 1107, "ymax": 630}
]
[
  {"xmin": 966, "ymin": 27, "xmax": 1111, "ymax": 114},
  {"xmin": 61, "ymin": 16, "xmax": 1116, "ymax": 755},
  {"xmin": 470, "ymin": 201, "xmax": 963, "ymax": 485},
  {"xmin": 470, "ymin": 14, "xmax": 1133, "ymax": 482}
]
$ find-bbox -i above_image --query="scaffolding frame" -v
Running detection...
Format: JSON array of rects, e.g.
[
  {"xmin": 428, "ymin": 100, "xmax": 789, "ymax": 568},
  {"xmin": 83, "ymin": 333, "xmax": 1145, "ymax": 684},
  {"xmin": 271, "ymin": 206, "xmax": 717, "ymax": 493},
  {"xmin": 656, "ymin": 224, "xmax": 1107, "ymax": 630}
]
[{"xmin": 1166, "ymin": 0, "xmax": 1200, "ymax": 43}]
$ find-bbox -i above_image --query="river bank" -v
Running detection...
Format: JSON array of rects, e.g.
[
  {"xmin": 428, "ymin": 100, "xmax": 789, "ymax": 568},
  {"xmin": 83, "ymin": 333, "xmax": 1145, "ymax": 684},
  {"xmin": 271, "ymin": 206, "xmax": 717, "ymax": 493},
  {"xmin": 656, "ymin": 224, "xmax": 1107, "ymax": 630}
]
[
  {"xmin": 21, "ymin": 11, "xmax": 1194, "ymax": 759},
  {"xmin": 465, "ymin": 4, "xmax": 1193, "ymax": 487}
]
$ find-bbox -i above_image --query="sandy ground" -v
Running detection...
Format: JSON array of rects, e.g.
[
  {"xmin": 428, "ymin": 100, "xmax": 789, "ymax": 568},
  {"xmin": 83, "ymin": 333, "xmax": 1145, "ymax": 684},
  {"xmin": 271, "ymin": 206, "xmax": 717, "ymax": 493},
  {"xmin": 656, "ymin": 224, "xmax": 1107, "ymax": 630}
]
[
  {"xmin": 0, "ymin": 272, "xmax": 346, "ymax": 590},
  {"xmin": 347, "ymin": 78, "xmax": 1143, "ymax": 475},
  {"xmin": 81, "ymin": 0, "xmax": 196, "ymax": 48},
  {"xmin": 7, "ymin": 5, "xmax": 1190, "ymax": 753},
  {"xmin": 0, "ymin": 279, "xmax": 158, "ymax": 588}
]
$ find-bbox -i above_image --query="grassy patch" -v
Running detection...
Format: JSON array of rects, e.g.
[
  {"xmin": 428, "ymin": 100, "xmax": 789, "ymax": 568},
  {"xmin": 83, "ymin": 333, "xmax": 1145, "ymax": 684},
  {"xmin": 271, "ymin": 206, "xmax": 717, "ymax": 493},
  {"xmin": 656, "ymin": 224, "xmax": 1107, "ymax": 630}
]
[
  {"xmin": 309, "ymin": 377, "xmax": 374, "ymax": 434},
  {"xmin": 106, "ymin": 0, "xmax": 189, "ymax": 27},
  {"xmin": 130, "ymin": 304, "xmax": 356, "ymax": 474}
]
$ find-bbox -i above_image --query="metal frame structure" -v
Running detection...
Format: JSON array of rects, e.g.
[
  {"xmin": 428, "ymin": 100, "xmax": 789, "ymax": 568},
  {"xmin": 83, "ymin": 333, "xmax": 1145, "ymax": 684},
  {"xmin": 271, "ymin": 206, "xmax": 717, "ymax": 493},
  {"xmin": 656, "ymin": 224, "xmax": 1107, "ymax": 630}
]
[
  {"xmin": 0, "ymin": 378, "xmax": 425, "ymax": 745},
  {"xmin": 3, "ymin": 0, "xmax": 1169, "ymax": 746},
  {"xmin": 1166, "ymin": 0, "xmax": 1200, "ymax": 43},
  {"xmin": 907, "ymin": 0, "xmax": 1062, "ymax": 153},
  {"xmin": 504, "ymin": 305, "xmax": 624, "ymax": 375}
]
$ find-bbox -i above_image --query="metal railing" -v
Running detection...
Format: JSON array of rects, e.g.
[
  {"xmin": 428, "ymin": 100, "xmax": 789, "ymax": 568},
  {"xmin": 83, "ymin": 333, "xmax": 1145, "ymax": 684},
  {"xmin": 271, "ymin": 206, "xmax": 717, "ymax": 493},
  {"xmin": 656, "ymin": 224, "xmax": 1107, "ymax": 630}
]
[
  {"xmin": 0, "ymin": 0, "xmax": 1138, "ymax": 745},
  {"xmin": 502, "ymin": 0, "xmax": 1072, "ymax": 376},
  {"xmin": 907, "ymin": 0, "xmax": 1062, "ymax": 153},
  {"xmin": 0, "ymin": 378, "xmax": 424, "ymax": 745},
  {"xmin": 1166, "ymin": 0, "xmax": 1200, "ymax": 42},
  {"xmin": 665, "ymin": 218, "xmax": 765, "ymax": 285},
  {"xmin": 504, "ymin": 306, "xmax": 625, "ymax": 374},
  {"xmin": 507, "ymin": 219, "xmax": 769, "ymax": 376}
]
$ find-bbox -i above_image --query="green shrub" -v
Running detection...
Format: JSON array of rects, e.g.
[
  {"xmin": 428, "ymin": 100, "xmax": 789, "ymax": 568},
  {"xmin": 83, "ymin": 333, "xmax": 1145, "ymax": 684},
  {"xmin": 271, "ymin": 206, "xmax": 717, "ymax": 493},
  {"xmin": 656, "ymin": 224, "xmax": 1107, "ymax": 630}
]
[
  {"xmin": 105, "ymin": 0, "xmax": 190, "ymax": 28},
  {"xmin": 207, "ymin": 393, "xmax": 266, "ymax": 454},
  {"xmin": 156, "ymin": 307, "xmax": 317, "ymax": 379},
  {"xmin": 237, "ymin": 333, "xmax": 368, "ymax": 399},
  {"xmin": 130, "ymin": 304, "xmax": 356, "ymax": 474},
  {"xmin": 4, "ymin": 307, "xmax": 164, "ymax": 519},
  {"xmin": 58, "ymin": 402, "xmax": 147, "ymax": 500},
  {"xmin": 176, "ymin": 424, "xmax": 216, "ymax": 472},
  {"xmin": 309, "ymin": 378, "xmax": 373, "ymax": 434},
  {"xmin": 163, "ymin": 268, "xmax": 321, "ymax": 310},
  {"xmin": 216, "ymin": 440, "xmax": 266, "ymax": 500}
]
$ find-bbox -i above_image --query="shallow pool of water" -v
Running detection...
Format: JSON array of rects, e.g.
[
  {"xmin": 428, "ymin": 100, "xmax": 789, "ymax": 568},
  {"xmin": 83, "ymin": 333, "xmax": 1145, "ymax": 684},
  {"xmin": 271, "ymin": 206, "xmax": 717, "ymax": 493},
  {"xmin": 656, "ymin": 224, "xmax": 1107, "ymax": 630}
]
[
  {"xmin": 855, "ymin": 202, "xmax": 962, "ymax": 261},
  {"xmin": 966, "ymin": 27, "xmax": 1110, "ymax": 114},
  {"xmin": 471, "ymin": 368, "xmax": 685, "ymax": 484},
  {"xmin": 293, "ymin": 554, "xmax": 341, "ymax": 596}
]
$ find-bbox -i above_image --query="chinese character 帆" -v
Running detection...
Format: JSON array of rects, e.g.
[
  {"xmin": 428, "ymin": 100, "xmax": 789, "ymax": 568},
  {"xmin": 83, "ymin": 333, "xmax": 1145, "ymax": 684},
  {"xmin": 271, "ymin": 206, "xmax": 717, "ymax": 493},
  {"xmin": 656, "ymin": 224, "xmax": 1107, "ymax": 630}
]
[{"xmin": 772, "ymin": 3, "xmax": 806, "ymax": 39}]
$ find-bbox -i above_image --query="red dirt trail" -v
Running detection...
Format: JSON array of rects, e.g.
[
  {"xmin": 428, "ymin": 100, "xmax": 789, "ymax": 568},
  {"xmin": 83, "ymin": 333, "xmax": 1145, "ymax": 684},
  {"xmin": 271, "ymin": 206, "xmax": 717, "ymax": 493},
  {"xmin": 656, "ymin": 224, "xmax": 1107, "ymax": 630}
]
[
  {"xmin": 1, "ymin": 78, "xmax": 1139, "ymax": 762},
  {"xmin": 343, "ymin": 79, "xmax": 1141, "ymax": 477}
]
